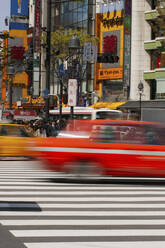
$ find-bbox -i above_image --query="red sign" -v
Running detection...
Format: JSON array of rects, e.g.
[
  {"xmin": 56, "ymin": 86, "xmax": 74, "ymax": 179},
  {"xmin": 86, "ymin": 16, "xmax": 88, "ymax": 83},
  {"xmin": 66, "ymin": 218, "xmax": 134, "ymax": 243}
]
[
  {"xmin": 14, "ymin": 110, "xmax": 37, "ymax": 117},
  {"xmin": 34, "ymin": 0, "xmax": 41, "ymax": 52},
  {"xmin": 11, "ymin": 46, "xmax": 25, "ymax": 60},
  {"xmin": 103, "ymin": 35, "xmax": 117, "ymax": 53}
]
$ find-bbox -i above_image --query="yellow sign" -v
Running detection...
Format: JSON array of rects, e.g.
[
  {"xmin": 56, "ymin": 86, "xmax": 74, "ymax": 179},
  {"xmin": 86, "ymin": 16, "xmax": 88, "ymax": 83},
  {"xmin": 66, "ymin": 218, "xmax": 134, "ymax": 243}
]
[
  {"xmin": 25, "ymin": 96, "xmax": 45, "ymax": 104},
  {"xmin": 97, "ymin": 68, "xmax": 123, "ymax": 80},
  {"xmin": 95, "ymin": 10, "xmax": 124, "ymax": 81}
]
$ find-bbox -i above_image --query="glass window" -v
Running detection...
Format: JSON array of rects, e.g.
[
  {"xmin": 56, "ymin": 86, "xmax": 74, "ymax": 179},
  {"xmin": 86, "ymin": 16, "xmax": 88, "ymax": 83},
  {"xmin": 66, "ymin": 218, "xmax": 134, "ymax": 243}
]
[
  {"xmin": 96, "ymin": 111, "xmax": 122, "ymax": 120},
  {"xmin": 82, "ymin": 5, "xmax": 88, "ymax": 20},
  {"xmin": 73, "ymin": 1, "xmax": 77, "ymax": 9},
  {"xmin": 77, "ymin": 8, "xmax": 83, "ymax": 22},
  {"xmin": 73, "ymin": 9, "xmax": 78, "ymax": 23},
  {"xmin": 69, "ymin": 2, "xmax": 74, "ymax": 11},
  {"xmin": 82, "ymin": 20, "xmax": 88, "ymax": 30}
]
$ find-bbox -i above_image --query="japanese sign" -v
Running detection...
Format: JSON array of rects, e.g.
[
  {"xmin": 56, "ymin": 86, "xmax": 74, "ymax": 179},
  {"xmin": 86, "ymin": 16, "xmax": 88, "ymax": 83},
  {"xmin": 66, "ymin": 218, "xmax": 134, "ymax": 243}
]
[{"xmin": 68, "ymin": 79, "xmax": 77, "ymax": 107}]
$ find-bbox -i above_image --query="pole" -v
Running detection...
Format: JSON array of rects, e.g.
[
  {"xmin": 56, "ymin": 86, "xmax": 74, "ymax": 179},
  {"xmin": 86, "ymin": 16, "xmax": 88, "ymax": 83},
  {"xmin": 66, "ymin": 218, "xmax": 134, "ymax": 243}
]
[
  {"xmin": 45, "ymin": 0, "xmax": 51, "ymax": 121},
  {"xmin": 9, "ymin": 76, "xmax": 12, "ymax": 109},
  {"xmin": 71, "ymin": 106, "xmax": 74, "ymax": 119},
  {"xmin": 139, "ymin": 92, "xmax": 142, "ymax": 121},
  {"xmin": 59, "ymin": 79, "xmax": 63, "ymax": 128}
]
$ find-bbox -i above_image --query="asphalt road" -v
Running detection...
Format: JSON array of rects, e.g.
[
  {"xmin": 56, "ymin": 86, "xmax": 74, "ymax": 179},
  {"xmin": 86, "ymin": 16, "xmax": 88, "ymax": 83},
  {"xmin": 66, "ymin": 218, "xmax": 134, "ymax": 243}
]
[{"xmin": 1, "ymin": 160, "xmax": 165, "ymax": 247}]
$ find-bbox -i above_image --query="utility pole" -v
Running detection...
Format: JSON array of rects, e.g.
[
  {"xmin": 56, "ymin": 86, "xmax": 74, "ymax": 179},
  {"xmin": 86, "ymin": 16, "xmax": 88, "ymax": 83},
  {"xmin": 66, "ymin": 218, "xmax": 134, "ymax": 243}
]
[{"xmin": 45, "ymin": 0, "xmax": 51, "ymax": 121}]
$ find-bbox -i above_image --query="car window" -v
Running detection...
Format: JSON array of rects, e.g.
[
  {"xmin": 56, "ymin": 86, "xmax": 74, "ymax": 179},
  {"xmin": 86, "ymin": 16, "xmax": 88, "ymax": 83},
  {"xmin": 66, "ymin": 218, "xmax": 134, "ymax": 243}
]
[
  {"xmin": 90, "ymin": 124, "xmax": 148, "ymax": 145},
  {"xmin": 145, "ymin": 126, "xmax": 165, "ymax": 145},
  {"xmin": 0, "ymin": 125, "xmax": 30, "ymax": 137},
  {"xmin": 96, "ymin": 111, "xmax": 122, "ymax": 120}
]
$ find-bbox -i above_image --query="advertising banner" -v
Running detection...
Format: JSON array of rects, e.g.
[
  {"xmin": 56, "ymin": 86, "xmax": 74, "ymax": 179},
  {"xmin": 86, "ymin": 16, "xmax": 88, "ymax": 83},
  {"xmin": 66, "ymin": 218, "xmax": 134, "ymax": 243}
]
[
  {"xmin": 96, "ymin": 10, "xmax": 124, "ymax": 80},
  {"xmin": 10, "ymin": 0, "xmax": 28, "ymax": 17},
  {"xmin": 97, "ymin": 68, "xmax": 123, "ymax": 80}
]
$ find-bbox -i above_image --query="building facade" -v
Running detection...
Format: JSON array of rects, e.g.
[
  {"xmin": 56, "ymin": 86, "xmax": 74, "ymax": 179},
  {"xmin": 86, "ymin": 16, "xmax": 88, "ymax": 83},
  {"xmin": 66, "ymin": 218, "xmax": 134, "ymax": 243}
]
[
  {"xmin": 144, "ymin": 0, "xmax": 165, "ymax": 100},
  {"xmin": 9, "ymin": 0, "xmax": 29, "ymax": 105}
]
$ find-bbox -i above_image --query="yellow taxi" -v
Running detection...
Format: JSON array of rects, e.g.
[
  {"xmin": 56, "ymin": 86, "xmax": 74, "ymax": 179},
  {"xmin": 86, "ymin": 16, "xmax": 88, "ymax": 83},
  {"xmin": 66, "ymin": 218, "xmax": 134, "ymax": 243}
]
[{"xmin": 0, "ymin": 123, "xmax": 34, "ymax": 158}]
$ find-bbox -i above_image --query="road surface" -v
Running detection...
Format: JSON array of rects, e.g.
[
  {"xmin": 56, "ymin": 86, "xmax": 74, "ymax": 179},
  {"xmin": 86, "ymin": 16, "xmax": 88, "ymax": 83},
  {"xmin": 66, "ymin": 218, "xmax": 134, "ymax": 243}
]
[{"xmin": 0, "ymin": 160, "xmax": 165, "ymax": 247}]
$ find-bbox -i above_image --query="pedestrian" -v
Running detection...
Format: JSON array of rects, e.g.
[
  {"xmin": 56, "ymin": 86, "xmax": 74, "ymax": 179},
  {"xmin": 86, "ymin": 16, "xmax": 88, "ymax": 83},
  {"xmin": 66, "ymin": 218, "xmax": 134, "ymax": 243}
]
[
  {"xmin": 44, "ymin": 122, "xmax": 52, "ymax": 137},
  {"xmin": 50, "ymin": 121, "xmax": 58, "ymax": 136}
]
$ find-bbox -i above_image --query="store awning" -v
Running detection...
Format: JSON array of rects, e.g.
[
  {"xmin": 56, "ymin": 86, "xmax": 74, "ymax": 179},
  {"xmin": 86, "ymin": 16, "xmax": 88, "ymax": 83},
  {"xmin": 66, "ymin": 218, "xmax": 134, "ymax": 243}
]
[
  {"xmin": 118, "ymin": 101, "xmax": 165, "ymax": 110},
  {"xmin": 90, "ymin": 102, "xmax": 126, "ymax": 110}
]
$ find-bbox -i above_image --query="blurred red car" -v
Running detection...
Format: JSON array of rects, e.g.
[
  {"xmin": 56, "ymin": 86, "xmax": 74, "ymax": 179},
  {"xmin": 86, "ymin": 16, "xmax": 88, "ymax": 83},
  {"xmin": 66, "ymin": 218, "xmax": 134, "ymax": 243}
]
[{"xmin": 31, "ymin": 120, "xmax": 165, "ymax": 177}]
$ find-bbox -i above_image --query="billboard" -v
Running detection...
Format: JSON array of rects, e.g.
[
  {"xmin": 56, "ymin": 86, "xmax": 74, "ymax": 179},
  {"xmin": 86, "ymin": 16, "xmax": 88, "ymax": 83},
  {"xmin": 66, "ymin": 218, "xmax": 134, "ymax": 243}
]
[
  {"xmin": 10, "ymin": 0, "xmax": 28, "ymax": 17},
  {"xmin": 96, "ymin": 10, "xmax": 124, "ymax": 81}
]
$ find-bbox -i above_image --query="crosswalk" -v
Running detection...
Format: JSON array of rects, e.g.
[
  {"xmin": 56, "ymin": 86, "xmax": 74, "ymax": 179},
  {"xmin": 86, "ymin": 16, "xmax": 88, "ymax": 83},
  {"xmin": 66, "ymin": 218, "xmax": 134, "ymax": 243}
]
[{"xmin": 1, "ymin": 161, "xmax": 165, "ymax": 247}]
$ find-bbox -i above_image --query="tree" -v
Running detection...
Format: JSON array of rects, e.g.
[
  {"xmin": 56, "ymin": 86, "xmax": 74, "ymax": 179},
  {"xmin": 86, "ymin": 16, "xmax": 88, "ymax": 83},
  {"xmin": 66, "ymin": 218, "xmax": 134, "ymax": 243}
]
[{"xmin": 41, "ymin": 27, "xmax": 98, "ymax": 60}]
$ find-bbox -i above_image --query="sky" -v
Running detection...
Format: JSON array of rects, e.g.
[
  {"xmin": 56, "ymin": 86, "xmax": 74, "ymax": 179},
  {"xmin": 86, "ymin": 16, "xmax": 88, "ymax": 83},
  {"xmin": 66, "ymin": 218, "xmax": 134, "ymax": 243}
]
[{"xmin": 0, "ymin": 0, "xmax": 10, "ymax": 31}]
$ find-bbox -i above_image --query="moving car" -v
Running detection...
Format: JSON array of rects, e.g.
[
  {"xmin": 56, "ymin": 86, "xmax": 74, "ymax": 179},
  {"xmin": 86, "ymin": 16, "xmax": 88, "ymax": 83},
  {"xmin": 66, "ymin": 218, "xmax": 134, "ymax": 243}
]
[
  {"xmin": 31, "ymin": 120, "xmax": 165, "ymax": 177},
  {"xmin": 0, "ymin": 123, "xmax": 34, "ymax": 158}
]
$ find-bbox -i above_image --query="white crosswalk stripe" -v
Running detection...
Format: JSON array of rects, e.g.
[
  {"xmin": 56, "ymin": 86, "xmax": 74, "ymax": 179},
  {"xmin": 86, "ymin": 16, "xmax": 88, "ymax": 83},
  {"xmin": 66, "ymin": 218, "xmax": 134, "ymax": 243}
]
[{"xmin": 0, "ymin": 161, "xmax": 165, "ymax": 248}]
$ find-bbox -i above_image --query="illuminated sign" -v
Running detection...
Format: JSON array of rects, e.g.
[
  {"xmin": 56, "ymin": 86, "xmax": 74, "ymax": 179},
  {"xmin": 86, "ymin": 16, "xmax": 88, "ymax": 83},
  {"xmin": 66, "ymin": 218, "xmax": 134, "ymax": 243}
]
[
  {"xmin": 95, "ymin": 10, "xmax": 124, "ymax": 80},
  {"xmin": 97, "ymin": 68, "xmax": 123, "ymax": 80},
  {"xmin": 99, "ymin": 15, "xmax": 124, "ymax": 29},
  {"xmin": 10, "ymin": 0, "xmax": 28, "ymax": 17},
  {"xmin": 103, "ymin": 35, "xmax": 117, "ymax": 53}
]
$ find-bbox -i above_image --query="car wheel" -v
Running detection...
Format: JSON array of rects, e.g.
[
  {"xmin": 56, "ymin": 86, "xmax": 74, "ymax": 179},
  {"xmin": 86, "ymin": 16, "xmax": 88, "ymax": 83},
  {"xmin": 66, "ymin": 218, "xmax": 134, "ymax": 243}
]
[{"xmin": 64, "ymin": 160, "xmax": 104, "ymax": 179}]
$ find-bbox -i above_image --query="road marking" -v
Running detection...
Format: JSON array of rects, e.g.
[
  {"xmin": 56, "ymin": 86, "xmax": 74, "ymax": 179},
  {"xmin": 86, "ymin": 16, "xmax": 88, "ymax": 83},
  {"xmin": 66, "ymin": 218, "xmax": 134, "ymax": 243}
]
[
  {"xmin": 1, "ymin": 186, "xmax": 165, "ymax": 190},
  {"xmin": 23, "ymin": 242, "xmax": 165, "ymax": 248},
  {"xmin": 4, "ymin": 219, "xmax": 165, "ymax": 226},
  {"xmin": 1, "ymin": 197, "xmax": 165, "ymax": 201},
  {"xmin": 1, "ymin": 191, "xmax": 165, "ymax": 195},
  {"xmin": 3, "ymin": 211, "xmax": 165, "ymax": 216},
  {"xmin": 38, "ymin": 203, "xmax": 165, "ymax": 208},
  {"xmin": 11, "ymin": 229, "xmax": 165, "ymax": 237}
]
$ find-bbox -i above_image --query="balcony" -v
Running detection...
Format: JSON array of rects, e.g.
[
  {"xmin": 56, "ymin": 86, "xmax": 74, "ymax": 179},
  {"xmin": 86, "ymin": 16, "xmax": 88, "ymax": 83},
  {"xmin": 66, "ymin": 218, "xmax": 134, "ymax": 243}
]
[
  {"xmin": 156, "ymin": 1, "xmax": 165, "ymax": 16},
  {"xmin": 144, "ymin": 10, "xmax": 159, "ymax": 21},
  {"xmin": 144, "ymin": 68, "xmax": 165, "ymax": 80},
  {"xmin": 144, "ymin": 37, "xmax": 165, "ymax": 50}
]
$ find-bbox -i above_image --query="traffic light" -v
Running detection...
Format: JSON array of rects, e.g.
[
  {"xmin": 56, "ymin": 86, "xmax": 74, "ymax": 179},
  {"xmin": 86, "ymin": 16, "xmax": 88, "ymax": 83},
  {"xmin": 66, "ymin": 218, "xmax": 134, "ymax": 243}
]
[{"xmin": 97, "ymin": 53, "xmax": 119, "ymax": 63}]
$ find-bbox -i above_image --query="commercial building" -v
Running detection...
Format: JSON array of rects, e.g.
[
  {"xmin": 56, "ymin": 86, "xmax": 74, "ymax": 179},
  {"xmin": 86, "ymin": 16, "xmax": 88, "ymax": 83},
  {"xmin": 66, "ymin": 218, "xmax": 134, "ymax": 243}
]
[
  {"xmin": 3, "ymin": 0, "xmax": 165, "ymax": 112},
  {"xmin": 8, "ymin": 0, "xmax": 29, "ymax": 105},
  {"xmin": 144, "ymin": 0, "xmax": 165, "ymax": 100}
]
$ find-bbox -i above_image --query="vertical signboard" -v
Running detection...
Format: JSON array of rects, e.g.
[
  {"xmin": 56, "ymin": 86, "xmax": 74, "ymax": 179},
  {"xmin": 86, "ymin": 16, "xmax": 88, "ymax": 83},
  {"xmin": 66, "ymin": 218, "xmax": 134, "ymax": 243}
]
[
  {"xmin": 68, "ymin": 79, "xmax": 77, "ymax": 107},
  {"xmin": 34, "ymin": 0, "xmax": 41, "ymax": 52},
  {"xmin": 33, "ymin": 0, "xmax": 41, "ymax": 96},
  {"xmin": 96, "ymin": 10, "xmax": 124, "ymax": 80},
  {"xmin": 123, "ymin": 0, "xmax": 132, "ymax": 92},
  {"xmin": 10, "ymin": 0, "xmax": 28, "ymax": 17}
]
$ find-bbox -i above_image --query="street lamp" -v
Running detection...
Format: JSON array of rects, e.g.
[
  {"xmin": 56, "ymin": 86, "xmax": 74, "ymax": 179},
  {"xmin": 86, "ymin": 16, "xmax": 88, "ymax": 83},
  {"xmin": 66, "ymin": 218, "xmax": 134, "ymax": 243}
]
[
  {"xmin": 68, "ymin": 35, "xmax": 81, "ymax": 119},
  {"xmin": 6, "ymin": 66, "xmax": 15, "ymax": 110},
  {"xmin": 138, "ymin": 81, "xmax": 144, "ymax": 121}
]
